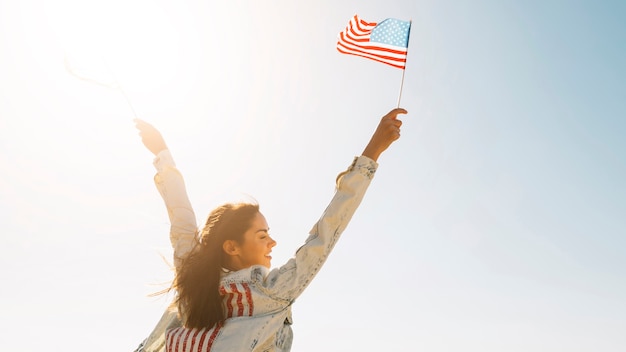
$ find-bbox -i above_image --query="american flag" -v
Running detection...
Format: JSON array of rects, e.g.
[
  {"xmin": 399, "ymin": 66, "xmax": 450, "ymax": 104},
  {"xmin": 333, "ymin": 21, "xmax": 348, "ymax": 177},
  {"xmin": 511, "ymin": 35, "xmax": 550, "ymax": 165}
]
[{"xmin": 337, "ymin": 14, "xmax": 411, "ymax": 69}]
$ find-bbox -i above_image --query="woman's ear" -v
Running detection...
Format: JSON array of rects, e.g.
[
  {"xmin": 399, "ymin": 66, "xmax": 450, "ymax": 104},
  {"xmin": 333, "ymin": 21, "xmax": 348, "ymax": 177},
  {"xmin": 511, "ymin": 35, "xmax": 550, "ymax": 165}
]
[{"xmin": 222, "ymin": 240, "xmax": 240, "ymax": 256}]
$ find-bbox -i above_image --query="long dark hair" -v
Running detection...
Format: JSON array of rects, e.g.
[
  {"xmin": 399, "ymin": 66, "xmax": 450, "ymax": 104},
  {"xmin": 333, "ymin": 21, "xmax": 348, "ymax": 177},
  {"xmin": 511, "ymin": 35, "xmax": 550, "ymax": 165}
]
[{"xmin": 173, "ymin": 202, "xmax": 260, "ymax": 330}]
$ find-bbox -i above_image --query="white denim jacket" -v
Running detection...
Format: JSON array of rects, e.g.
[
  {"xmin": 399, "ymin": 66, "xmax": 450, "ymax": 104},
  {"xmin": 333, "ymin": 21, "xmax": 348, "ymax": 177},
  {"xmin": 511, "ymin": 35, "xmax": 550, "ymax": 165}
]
[{"xmin": 136, "ymin": 150, "xmax": 377, "ymax": 352}]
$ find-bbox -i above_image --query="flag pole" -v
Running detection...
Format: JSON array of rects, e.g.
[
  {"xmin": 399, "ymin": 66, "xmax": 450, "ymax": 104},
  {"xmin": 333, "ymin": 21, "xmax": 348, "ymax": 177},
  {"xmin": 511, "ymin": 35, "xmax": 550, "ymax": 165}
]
[
  {"xmin": 397, "ymin": 19, "xmax": 412, "ymax": 108},
  {"xmin": 397, "ymin": 68, "xmax": 407, "ymax": 108}
]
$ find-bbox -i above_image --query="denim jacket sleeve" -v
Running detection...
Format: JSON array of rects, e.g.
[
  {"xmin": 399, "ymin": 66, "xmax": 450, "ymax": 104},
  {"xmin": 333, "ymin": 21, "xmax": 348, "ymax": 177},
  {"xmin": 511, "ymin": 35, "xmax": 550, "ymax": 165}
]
[
  {"xmin": 136, "ymin": 150, "xmax": 196, "ymax": 352},
  {"xmin": 262, "ymin": 155, "xmax": 378, "ymax": 300},
  {"xmin": 153, "ymin": 149, "xmax": 198, "ymax": 270}
]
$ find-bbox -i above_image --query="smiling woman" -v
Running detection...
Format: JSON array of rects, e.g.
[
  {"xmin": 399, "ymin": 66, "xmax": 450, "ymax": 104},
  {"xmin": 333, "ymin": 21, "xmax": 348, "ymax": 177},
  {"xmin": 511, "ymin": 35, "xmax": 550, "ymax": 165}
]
[{"xmin": 132, "ymin": 105, "xmax": 406, "ymax": 351}]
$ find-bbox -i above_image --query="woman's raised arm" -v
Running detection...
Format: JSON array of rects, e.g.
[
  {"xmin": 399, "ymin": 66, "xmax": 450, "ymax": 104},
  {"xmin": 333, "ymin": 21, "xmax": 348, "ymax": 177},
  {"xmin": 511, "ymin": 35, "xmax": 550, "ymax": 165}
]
[{"xmin": 135, "ymin": 119, "xmax": 198, "ymax": 270}]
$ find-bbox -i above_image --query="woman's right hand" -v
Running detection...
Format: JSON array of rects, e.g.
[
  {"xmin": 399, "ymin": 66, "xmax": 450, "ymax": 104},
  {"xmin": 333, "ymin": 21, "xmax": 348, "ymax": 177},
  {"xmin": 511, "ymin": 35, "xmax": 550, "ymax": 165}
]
[
  {"xmin": 134, "ymin": 118, "xmax": 168, "ymax": 156},
  {"xmin": 361, "ymin": 108, "xmax": 407, "ymax": 162}
]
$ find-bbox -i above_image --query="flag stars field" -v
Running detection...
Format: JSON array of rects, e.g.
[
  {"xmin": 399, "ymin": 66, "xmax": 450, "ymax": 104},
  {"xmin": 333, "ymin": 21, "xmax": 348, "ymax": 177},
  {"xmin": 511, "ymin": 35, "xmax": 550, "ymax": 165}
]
[{"xmin": 370, "ymin": 19, "xmax": 411, "ymax": 47}]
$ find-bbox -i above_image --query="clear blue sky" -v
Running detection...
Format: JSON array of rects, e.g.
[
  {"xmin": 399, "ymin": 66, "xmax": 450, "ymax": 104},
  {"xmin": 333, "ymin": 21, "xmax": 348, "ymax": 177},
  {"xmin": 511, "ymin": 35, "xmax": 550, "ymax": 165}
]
[{"xmin": 1, "ymin": 0, "xmax": 625, "ymax": 351}]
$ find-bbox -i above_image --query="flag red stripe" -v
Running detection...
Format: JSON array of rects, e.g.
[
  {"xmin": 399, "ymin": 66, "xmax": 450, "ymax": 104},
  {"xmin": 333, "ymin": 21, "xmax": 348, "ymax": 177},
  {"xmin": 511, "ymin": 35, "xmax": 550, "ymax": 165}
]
[
  {"xmin": 347, "ymin": 27, "xmax": 372, "ymax": 42},
  {"xmin": 219, "ymin": 285, "xmax": 234, "ymax": 318},
  {"xmin": 242, "ymin": 282, "xmax": 254, "ymax": 316},
  {"xmin": 206, "ymin": 323, "xmax": 222, "ymax": 350},
  {"xmin": 196, "ymin": 329, "xmax": 207, "ymax": 351},
  {"xmin": 231, "ymin": 283, "xmax": 244, "ymax": 316},
  {"xmin": 337, "ymin": 42, "xmax": 407, "ymax": 68},
  {"xmin": 166, "ymin": 325, "xmax": 222, "ymax": 352},
  {"xmin": 337, "ymin": 41, "xmax": 407, "ymax": 62},
  {"xmin": 353, "ymin": 15, "xmax": 377, "ymax": 32},
  {"xmin": 168, "ymin": 328, "xmax": 182, "ymax": 351},
  {"xmin": 173, "ymin": 328, "xmax": 187, "ymax": 352},
  {"xmin": 181, "ymin": 328, "xmax": 190, "ymax": 352},
  {"xmin": 339, "ymin": 32, "xmax": 408, "ymax": 56},
  {"xmin": 337, "ymin": 47, "xmax": 406, "ymax": 69},
  {"xmin": 166, "ymin": 328, "xmax": 175, "ymax": 352},
  {"xmin": 184, "ymin": 328, "xmax": 200, "ymax": 352},
  {"xmin": 337, "ymin": 41, "xmax": 407, "ymax": 69}
]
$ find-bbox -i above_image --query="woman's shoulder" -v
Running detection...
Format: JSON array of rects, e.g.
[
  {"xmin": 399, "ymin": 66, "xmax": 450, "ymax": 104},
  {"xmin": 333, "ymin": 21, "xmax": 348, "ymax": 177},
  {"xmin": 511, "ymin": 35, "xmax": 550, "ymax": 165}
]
[{"xmin": 220, "ymin": 265, "xmax": 270, "ymax": 284}]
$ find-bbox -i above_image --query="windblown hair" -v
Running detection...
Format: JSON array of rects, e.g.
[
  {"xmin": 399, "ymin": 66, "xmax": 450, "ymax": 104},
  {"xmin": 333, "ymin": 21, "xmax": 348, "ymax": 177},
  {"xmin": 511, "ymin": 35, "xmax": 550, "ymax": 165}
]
[{"xmin": 173, "ymin": 202, "xmax": 260, "ymax": 330}]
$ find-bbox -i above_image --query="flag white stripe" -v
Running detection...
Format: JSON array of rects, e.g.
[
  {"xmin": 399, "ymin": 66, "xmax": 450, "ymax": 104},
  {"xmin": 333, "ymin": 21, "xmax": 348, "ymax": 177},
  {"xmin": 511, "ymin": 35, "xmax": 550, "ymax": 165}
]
[
  {"xmin": 338, "ymin": 37, "xmax": 408, "ymax": 58},
  {"xmin": 337, "ymin": 46, "xmax": 406, "ymax": 68},
  {"xmin": 337, "ymin": 40, "xmax": 408, "ymax": 67},
  {"xmin": 184, "ymin": 329, "xmax": 195, "ymax": 352}
]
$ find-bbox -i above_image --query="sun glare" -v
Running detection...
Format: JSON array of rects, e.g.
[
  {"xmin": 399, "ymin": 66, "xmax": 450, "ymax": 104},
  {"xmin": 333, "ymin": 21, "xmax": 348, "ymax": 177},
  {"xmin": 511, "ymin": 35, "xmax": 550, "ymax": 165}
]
[
  {"xmin": 47, "ymin": 0, "xmax": 182, "ymax": 95},
  {"xmin": 40, "ymin": 0, "xmax": 287, "ymax": 188}
]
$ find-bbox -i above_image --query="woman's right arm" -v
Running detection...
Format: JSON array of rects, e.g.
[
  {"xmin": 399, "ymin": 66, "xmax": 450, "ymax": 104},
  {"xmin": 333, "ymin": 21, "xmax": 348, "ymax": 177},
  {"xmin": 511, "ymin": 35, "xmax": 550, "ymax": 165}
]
[
  {"xmin": 135, "ymin": 119, "xmax": 198, "ymax": 270},
  {"xmin": 263, "ymin": 108, "xmax": 407, "ymax": 300}
]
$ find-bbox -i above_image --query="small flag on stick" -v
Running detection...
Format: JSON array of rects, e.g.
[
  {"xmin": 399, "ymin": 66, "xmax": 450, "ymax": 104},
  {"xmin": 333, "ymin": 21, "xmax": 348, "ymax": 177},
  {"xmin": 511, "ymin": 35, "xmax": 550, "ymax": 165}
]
[{"xmin": 337, "ymin": 14, "xmax": 411, "ymax": 69}]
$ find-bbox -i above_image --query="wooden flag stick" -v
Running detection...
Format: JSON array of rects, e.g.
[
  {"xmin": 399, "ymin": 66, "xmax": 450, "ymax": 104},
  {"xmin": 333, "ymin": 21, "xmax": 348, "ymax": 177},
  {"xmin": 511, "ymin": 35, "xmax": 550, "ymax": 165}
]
[
  {"xmin": 397, "ymin": 67, "xmax": 407, "ymax": 108},
  {"xmin": 397, "ymin": 19, "xmax": 412, "ymax": 108}
]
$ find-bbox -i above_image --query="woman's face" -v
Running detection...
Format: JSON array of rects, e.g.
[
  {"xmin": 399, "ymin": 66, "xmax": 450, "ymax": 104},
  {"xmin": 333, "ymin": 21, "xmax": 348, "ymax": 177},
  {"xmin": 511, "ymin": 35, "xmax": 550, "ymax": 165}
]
[{"xmin": 231, "ymin": 212, "xmax": 276, "ymax": 270}]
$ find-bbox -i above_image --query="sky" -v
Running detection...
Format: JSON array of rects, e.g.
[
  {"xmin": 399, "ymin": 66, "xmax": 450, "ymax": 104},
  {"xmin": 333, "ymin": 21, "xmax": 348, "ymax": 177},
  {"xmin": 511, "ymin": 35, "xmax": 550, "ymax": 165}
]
[{"xmin": 1, "ymin": 0, "xmax": 625, "ymax": 351}]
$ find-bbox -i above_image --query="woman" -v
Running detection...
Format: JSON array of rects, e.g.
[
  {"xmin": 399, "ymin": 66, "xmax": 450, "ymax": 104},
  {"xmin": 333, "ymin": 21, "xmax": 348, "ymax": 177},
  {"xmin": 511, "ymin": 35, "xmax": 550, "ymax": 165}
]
[{"xmin": 134, "ymin": 108, "xmax": 407, "ymax": 352}]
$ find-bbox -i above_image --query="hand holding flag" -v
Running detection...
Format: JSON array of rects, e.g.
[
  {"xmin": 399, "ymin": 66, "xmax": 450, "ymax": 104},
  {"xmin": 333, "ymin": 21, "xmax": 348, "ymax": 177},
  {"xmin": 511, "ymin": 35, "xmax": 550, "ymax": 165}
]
[{"xmin": 362, "ymin": 108, "xmax": 407, "ymax": 162}]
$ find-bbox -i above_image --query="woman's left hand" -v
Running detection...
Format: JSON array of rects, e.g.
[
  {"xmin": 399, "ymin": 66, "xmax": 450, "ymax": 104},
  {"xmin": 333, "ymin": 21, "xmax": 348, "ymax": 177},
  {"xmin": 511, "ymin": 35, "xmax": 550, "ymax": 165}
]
[{"xmin": 134, "ymin": 118, "xmax": 168, "ymax": 156}]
